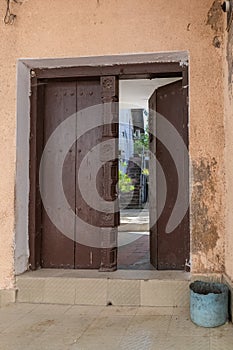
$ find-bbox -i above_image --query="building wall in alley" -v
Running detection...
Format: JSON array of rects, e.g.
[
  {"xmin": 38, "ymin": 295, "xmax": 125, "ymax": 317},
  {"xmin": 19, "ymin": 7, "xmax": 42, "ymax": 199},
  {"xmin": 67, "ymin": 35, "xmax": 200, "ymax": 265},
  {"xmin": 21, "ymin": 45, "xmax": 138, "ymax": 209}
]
[
  {"xmin": 119, "ymin": 109, "xmax": 134, "ymax": 170},
  {"xmin": 0, "ymin": 0, "xmax": 226, "ymax": 288}
]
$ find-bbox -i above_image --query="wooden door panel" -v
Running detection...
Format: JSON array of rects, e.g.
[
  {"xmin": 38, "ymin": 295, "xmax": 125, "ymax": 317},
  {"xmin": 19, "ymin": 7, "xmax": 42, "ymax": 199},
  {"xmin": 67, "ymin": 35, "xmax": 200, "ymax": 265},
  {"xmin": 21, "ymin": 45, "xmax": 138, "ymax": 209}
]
[
  {"xmin": 41, "ymin": 81, "xmax": 76, "ymax": 268},
  {"xmin": 74, "ymin": 79, "xmax": 103, "ymax": 269},
  {"xmin": 40, "ymin": 78, "xmax": 119, "ymax": 270},
  {"xmin": 149, "ymin": 80, "xmax": 189, "ymax": 270},
  {"xmin": 74, "ymin": 77, "xmax": 119, "ymax": 270},
  {"xmin": 148, "ymin": 91, "xmax": 157, "ymax": 268}
]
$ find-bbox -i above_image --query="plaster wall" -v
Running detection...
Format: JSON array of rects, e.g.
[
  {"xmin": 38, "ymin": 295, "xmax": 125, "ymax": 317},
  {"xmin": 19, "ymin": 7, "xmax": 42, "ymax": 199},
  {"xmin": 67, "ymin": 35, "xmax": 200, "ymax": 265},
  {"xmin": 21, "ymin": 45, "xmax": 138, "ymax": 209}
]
[
  {"xmin": 224, "ymin": 12, "xmax": 233, "ymax": 282},
  {"xmin": 0, "ymin": 0, "xmax": 226, "ymax": 288}
]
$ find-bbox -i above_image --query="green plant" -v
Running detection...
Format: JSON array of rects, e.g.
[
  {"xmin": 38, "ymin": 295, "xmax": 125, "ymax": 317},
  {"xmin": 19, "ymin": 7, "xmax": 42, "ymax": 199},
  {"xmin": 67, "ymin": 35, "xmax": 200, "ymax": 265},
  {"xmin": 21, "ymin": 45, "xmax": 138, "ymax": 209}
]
[
  {"xmin": 119, "ymin": 170, "xmax": 134, "ymax": 193},
  {"xmin": 134, "ymin": 127, "xmax": 149, "ymax": 155},
  {"xmin": 142, "ymin": 168, "xmax": 149, "ymax": 176}
]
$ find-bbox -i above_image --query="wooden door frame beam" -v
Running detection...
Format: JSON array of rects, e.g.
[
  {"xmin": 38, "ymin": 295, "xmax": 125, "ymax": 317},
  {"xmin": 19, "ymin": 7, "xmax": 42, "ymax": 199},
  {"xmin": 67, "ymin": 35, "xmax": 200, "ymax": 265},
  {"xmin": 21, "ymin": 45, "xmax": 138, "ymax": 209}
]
[{"xmin": 33, "ymin": 62, "xmax": 183, "ymax": 79}]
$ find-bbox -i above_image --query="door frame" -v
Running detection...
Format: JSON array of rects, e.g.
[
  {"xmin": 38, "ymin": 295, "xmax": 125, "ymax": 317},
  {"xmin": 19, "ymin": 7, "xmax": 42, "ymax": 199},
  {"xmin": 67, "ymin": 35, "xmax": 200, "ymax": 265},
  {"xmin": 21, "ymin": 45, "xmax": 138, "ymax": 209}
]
[{"xmin": 28, "ymin": 54, "xmax": 189, "ymax": 270}]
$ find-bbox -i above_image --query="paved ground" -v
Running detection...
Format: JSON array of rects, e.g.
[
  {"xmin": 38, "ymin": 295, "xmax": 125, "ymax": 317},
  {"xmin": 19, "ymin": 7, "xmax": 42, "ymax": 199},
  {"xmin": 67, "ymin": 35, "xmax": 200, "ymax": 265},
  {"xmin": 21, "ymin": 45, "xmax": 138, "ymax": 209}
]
[
  {"xmin": 119, "ymin": 209, "xmax": 149, "ymax": 231},
  {"xmin": 120, "ymin": 209, "xmax": 149, "ymax": 223},
  {"xmin": 0, "ymin": 303, "xmax": 232, "ymax": 349},
  {"xmin": 118, "ymin": 208, "xmax": 151, "ymax": 269},
  {"xmin": 118, "ymin": 234, "xmax": 152, "ymax": 270}
]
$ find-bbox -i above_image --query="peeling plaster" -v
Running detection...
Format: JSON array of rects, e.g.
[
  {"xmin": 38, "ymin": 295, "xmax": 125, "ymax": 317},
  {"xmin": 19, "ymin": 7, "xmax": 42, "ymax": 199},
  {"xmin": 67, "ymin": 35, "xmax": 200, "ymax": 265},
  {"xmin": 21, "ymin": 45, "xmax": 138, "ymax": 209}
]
[
  {"xmin": 207, "ymin": 0, "xmax": 224, "ymax": 32},
  {"xmin": 192, "ymin": 158, "xmax": 224, "ymax": 273},
  {"xmin": 225, "ymin": 8, "xmax": 233, "ymax": 280},
  {"xmin": 227, "ymin": 20, "xmax": 233, "ymax": 88},
  {"xmin": 207, "ymin": 1, "xmax": 224, "ymax": 48}
]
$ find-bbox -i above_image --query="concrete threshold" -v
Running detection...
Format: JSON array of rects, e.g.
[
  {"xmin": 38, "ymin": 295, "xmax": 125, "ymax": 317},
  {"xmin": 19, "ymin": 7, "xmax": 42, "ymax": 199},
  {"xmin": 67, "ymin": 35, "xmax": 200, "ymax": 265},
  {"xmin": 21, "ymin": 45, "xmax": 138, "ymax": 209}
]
[
  {"xmin": 16, "ymin": 269, "xmax": 190, "ymax": 280},
  {"xmin": 16, "ymin": 269, "xmax": 191, "ymax": 307}
]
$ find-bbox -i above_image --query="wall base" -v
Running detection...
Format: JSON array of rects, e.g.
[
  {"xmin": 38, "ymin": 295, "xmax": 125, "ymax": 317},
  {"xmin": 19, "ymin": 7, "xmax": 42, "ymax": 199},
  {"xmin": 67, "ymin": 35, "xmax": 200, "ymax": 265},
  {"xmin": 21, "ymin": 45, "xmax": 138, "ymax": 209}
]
[
  {"xmin": 223, "ymin": 274, "xmax": 233, "ymax": 320},
  {"xmin": 16, "ymin": 269, "xmax": 190, "ymax": 307},
  {"xmin": 1, "ymin": 270, "xmax": 230, "ymax": 319},
  {"xmin": 0, "ymin": 289, "xmax": 16, "ymax": 308}
]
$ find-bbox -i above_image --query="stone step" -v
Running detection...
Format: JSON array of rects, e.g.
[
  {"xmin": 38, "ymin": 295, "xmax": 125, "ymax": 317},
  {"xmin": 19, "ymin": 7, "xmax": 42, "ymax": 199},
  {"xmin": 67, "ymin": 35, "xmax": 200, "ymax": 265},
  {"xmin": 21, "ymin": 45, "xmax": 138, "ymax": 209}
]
[
  {"xmin": 128, "ymin": 171, "xmax": 141, "ymax": 175},
  {"xmin": 118, "ymin": 222, "xmax": 149, "ymax": 231},
  {"xmin": 121, "ymin": 205, "xmax": 142, "ymax": 209},
  {"xmin": 120, "ymin": 194, "xmax": 140, "ymax": 199},
  {"xmin": 120, "ymin": 199, "xmax": 140, "ymax": 204},
  {"xmin": 16, "ymin": 269, "xmax": 190, "ymax": 307},
  {"xmin": 120, "ymin": 200, "xmax": 140, "ymax": 205}
]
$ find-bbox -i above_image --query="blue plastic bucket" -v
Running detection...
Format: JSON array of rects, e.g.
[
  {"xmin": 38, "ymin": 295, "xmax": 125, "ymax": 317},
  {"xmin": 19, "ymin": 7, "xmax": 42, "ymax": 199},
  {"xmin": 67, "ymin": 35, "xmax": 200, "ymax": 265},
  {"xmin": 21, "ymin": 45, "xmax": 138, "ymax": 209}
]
[{"xmin": 190, "ymin": 280, "xmax": 229, "ymax": 328}]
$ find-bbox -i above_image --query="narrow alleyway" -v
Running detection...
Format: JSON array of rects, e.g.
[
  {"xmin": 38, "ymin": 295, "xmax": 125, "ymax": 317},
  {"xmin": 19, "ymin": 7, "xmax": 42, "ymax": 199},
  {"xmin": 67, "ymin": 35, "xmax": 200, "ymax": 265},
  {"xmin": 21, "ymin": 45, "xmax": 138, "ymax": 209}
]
[
  {"xmin": 0, "ymin": 303, "xmax": 232, "ymax": 349},
  {"xmin": 118, "ymin": 208, "xmax": 152, "ymax": 270}
]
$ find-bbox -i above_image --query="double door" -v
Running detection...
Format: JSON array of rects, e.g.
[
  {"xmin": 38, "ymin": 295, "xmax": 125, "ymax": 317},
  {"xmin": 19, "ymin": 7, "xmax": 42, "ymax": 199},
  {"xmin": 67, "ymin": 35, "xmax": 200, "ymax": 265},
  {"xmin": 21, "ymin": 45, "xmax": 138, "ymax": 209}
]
[{"xmin": 38, "ymin": 77, "xmax": 189, "ymax": 270}]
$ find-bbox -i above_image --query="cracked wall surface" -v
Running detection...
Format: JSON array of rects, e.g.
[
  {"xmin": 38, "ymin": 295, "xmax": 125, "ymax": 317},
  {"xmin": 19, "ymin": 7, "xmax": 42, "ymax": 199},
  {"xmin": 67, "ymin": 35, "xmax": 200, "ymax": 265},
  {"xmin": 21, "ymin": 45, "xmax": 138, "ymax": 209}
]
[{"xmin": 0, "ymin": 0, "xmax": 226, "ymax": 287}]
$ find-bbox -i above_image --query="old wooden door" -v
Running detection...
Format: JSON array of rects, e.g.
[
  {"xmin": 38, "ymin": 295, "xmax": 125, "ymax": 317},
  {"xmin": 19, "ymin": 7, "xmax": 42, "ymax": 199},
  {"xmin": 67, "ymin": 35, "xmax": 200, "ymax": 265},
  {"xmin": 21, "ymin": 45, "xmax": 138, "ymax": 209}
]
[
  {"xmin": 149, "ymin": 80, "xmax": 189, "ymax": 270},
  {"xmin": 41, "ymin": 81, "xmax": 76, "ymax": 268},
  {"xmin": 40, "ymin": 77, "xmax": 119, "ymax": 270}
]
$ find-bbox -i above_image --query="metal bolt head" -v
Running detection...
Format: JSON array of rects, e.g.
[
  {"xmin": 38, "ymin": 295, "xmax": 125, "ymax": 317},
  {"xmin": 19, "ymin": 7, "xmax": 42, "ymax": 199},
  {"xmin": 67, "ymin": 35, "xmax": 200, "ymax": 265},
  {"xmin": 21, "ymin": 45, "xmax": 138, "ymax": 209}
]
[{"xmin": 30, "ymin": 70, "xmax": 36, "ymax": 78}]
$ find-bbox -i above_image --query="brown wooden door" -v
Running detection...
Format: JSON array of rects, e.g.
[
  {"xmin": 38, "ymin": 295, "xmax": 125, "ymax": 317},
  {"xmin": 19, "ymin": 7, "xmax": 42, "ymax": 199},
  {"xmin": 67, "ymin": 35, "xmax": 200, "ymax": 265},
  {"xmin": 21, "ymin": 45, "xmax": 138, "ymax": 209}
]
[
  {"xmin": 149, "ymin": 80, "xmax": 189, "ymax": 270},
  {"xmin": 74, "ymin": 77, "xmax": 119, "ymax": 270},
  {"xmin": 41, "ymin": 77, "xmax": 119, "ymax": 269},
  {"xmin": 41, "ymin": 81, "xmax": 76, "ymax": 268}
]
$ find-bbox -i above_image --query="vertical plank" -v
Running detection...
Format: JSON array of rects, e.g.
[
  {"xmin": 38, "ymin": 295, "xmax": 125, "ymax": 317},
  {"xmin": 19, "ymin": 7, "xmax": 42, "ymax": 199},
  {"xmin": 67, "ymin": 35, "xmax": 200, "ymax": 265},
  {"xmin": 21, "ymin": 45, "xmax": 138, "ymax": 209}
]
[
  {"xmin": 74, "ymin": 79, "xmax": 103, "ymax": 269},
  {"xmin": 99, "ymin": 76, "xmax": 119, "ymax": 272},
  {"xmin": 28, "ymin": 76, "xmax": 38, "ymax": 269},
  {"xmin": 148, "ymin": 90, "xmax": 157, "ymax": 268},
  {"xmin": 154, "ymin": 80, "xmax": 189, "ymax": 270},
  {"xmin": 41, "ymin": 81, "xmax": 76, "ymax": 268}
]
